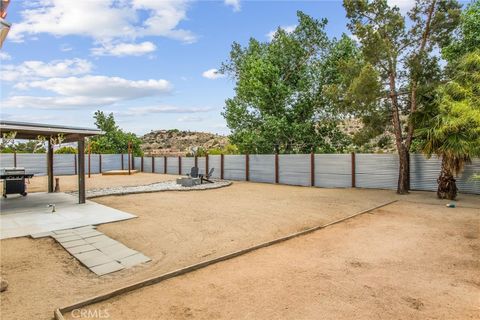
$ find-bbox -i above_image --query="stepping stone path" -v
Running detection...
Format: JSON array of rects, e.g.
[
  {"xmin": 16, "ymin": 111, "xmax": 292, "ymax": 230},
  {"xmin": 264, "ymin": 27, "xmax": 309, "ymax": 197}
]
[{"xmin": 31, "ymin": 226, "xmax": 150, "ymax": 276}]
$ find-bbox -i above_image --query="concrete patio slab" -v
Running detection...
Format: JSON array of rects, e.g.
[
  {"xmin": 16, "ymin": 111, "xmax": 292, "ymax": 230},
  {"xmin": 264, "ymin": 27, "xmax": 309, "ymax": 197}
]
[
  {"xmin": 0, "ymin": 193, "xmax": 136, "ymax": 239},
  {"xmin": 30, "ymin": 231, "xmax": 55, "ymax": 238},
  {"xmin": 66, "ymin": 244, "xmax": 96, "ymax": 255},
  {"xmin": 61, "ymin": 239, "xmax": 88, "ymax": 248}
]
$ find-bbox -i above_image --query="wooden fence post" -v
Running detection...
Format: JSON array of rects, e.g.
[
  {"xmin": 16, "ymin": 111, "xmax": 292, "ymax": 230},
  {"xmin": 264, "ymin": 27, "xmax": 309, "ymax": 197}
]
[
  {"xmin": 245, "ymin": 154, "xmax": 250, "ymax": 181},
  {"xmin": 99, "ymin": 154, "xmax": 102, "ymax": 173},
  {"xmin": 275, "ymin": 153, "xmax": 279, "ymax": 184},
  {"xmin": 164, "ymin": 156, "xmax": 167, "ymax": 174},
  {"xmin": 220, "ymin": 154, "xmax": 224, "ymax": 179},
  {"xmin": 351, "ymin": 152, "xmax": 356, "ymax": 188},
  {"xmin": 152, "ymin": 156, "xmax": 155, "ymax": 173},
  {"xmin": 132, "ymin": 156, "xmax": 135, "ymax": 172},
  {"xmin": 310, "ymin": 152, "xmax": 315, "ymax": 187},
  {"xmin": 206, "ymin": 154, "xmax": 209, "ymax": 174},
  {"xmin": 121, "ymin": 153, "xmax": 124, "ymax": 170},
  {"xmin": 141, "ymin": 156, "xmax": 144, "ymax": 172},
  {"xmin": 178, "ymin": 156, "xmax": 182, "ymax": 175}
]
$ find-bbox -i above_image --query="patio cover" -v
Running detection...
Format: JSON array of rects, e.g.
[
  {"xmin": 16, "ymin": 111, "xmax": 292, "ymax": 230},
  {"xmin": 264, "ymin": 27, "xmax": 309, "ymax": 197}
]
[{"xmin": 0, "ymin": 121, "xmax": 103, "ymax": 204}]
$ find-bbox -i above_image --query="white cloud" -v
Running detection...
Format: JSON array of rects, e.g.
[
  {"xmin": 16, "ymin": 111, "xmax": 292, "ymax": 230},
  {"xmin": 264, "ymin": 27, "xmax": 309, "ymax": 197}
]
[
  {"xmin": 1, "ymin": 58, "xmax": 93, "ymax": 82},
  {"xmin": 60, "ymin": 44, "xmax": 73, "ymax": 52},
  {"xmin": 115, "ymin": 105, "xmax": 213, "ymax": 117},
  {"xmin": 9, "ymin": 0, "xmax": 196, "ymax": 44},
  {"xmin": 388, "ymin": 0, "xmax": 416, "ymax": 11},
  {"xmin": 0, "ymin": 52, "xmax": 12, "ymax": 60},
  {"xmin": 91, "ymin": 41, "xmax": 157, "ymax": 57},
  {"xmin": 202, "ymin": 68, "xmax": 225, "ymax": 80},
  {"xmin": 224, "ymin": 0, "xmax": 241, "ymax": 12},
  {"xmin": 4, "ymin": 75, "xmax": 172, "ymax": 109},
  {"xmin": 177, "ymin": 115, "xmax": 205, "ymax": 122},
  {"xmin": 266, "ymin": 25, "xmax": 296, "ymax": 41}
]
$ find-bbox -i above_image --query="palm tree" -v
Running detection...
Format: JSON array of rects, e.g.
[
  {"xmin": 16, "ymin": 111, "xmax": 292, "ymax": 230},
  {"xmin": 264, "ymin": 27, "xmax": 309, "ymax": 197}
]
[{"xmin": 416, "ymin": 51, "xmax": 480, "ymax": 200}]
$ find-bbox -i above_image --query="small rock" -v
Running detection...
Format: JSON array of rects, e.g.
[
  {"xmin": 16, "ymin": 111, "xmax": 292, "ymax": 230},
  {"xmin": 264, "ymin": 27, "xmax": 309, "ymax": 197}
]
[{"xmin": 0, "ymin": 279, "xmax": 9, "ymax": 292}]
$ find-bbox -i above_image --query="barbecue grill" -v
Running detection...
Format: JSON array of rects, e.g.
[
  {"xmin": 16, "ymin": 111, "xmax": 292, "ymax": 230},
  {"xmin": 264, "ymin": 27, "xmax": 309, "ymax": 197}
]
[{"xmin": 1, "ymin": 167, "xmax": 34, "ymax": 198}]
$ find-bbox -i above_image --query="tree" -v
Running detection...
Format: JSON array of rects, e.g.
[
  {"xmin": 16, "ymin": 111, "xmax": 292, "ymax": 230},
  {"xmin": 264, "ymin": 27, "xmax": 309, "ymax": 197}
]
[
  {"xmin": 416, "ymin": 50, "xmax": 480, "ymax": 199},
  {"xmin": 221, "ymin": 11, "xmax": 351, "ymax": 154},
  {"xmin": 442, "ymin": 0, "xmax": 480, "ymax": 63},
  {"xmin": 89, "ymin": 111, "xmax": 143, "ymax": 156},
  {"xmin": 55, "ymin": 146, "xmax": 77, "ymax": 154},
  {"xmin": 342, "ymin": 0, "xmax": 461, "ymax": 194}
]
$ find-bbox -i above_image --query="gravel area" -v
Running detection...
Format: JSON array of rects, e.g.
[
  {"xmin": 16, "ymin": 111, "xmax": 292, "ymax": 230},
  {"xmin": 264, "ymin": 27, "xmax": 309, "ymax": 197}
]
[{"xmin": 69, "ymin": 180, "xmax": 232, "ymax": 198}]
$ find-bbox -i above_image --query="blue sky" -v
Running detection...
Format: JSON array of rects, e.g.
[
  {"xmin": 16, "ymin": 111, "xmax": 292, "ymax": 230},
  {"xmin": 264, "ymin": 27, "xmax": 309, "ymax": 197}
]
[{"xmin": 0, "ymin": 0, "xmax": 424, "ymax": 136}]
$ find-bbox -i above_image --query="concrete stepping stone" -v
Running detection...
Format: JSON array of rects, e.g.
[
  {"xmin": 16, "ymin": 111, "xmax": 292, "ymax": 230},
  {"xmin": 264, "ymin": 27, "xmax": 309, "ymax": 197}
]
[
  {"xmin": 66, "ymin": 244, "xmax": 96, "ymax": 255},
  {"xmin": 90, "ymin": 261, "xmax": 124, "ymax": 276},
  {"xmin": 119, "ymin": 253, "xmax": 151, "ymax": 268},
  {"xmin": 76, "ymin": 250, "xmax": 114, "ymax": 268},
  {"xmin": 30, "ymin": 231, "xmax": 54, "ymax": 239},
  {"xmin": 49, "ymin": 227, "xmax": 150, "ymax": 276},
  {"xmin": 61, "ymin": 239, "xmax": 88, "ymax": 248}
]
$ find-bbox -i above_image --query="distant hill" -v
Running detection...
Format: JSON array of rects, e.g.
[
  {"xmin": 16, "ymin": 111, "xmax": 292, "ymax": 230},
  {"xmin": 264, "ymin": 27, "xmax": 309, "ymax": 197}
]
[{"xmin": 141, "ymin": 129, "xmax": 229, "ymax": 156}]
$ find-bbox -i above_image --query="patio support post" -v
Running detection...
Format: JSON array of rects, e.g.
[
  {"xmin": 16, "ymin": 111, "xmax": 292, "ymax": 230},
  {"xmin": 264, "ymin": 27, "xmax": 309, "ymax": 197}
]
[
  {"xmin": 13, "ymin": 151, "xmax": 16, "ymax": 167},
  {"xmin": 194, "ymin": 156, "xmax": 198, "ymax": 168},
  {"xmin": 245, "ymin": 154, "xmax": 249, "ymax": 181},
  {"xmin": 47, "ymin": 139, "xmax": 54, "ymax": 193},
  {"xmin": 310, "ymin": 152, "xmax": 315, "ymax": 187},
  {"xmin": 275, "ymin": 153, "xmax": 279, "ymax": 184},
  {"xmin": 351, "ymin": 152, "xmax": 356, "ymax": 188},
  {"xmin": 220, "ymin": 154, "xmax": 224, "ymax": 179},
  {"xmin": 78, "ymin": 138, "xmax": 86, "ymax": 204}
]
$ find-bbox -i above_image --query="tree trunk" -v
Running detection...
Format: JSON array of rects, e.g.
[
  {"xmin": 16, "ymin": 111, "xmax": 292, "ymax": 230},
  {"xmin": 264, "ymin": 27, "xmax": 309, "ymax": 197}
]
[
  {"xmin": 397, "ymin": 145, "xmax": 409, "ymax": 194},
  {"xmin": 437, "ymin": 157, "xmax": 458, "ymax": 200}
]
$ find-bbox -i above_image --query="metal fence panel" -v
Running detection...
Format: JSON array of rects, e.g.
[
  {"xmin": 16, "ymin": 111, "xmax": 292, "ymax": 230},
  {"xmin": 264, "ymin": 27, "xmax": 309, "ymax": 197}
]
[
  {"xmin": 101, "ymin": 154, "xmax": 122, "ymax": 172},
  {"xmin": 17, "ymin": 153, "xmax": 47, "ymax": 175},
  {"xmin": 85, "ymin": 154, "xmax": 100, "ymax": 174},
  {"xmin": 224, "ymin": 155, "xmax": 245, "ymax": 180},
  {"xmin": 315, "ymin": 154, "xmax": 351, "ymax": 188},
  {"xmin": 154, "ymin": 157, "xmax": 165, "ymax": 173},
  {"xmin": 356, "ymin": 154, "xmax": 399, "ymax": 189},
  {"xmin": 181, "ymin": 157, "xmax": 195, "ymax": 175},
  {"xmin": 410, "ymin": 154, "xmax": 440, "ymax": 191},
  {"xmin": 197, "ymin": 157, "xmax": 207, "ymax": 175},
  {"xmin": 278, "ymin": 154, "xmax": 310, "ymax": 186},
  {"xmin": 0, "ymin": 154, "xmax": 15, "ymax": 168},
  {"xmin": 457, "ymin": 158, "xmax": 480, "ymax": 194},
  {"xmin": 166, "ymin": 157, "xmax": 179, "ymax": 175},
  {"xmin": 249, "ymin": 155, "xmax": 275, "ymax": 183},
  {"xmin": 122, "ymin": 154, "xmax": 129, "ymax": 170},
  {"xmin": 209, "ymin": 155, "xmax": 221, "ymax": 178},
  {"xmin": 133, "ymin": 157, "xmax": 141, "ymax": 171},
  {"xmin": 143, "ymin": 157, "xmax": 153, "ymax": 173},
  {"xmin": 53, "ymin": 154, "xmax": 75, "ymax": 175}
]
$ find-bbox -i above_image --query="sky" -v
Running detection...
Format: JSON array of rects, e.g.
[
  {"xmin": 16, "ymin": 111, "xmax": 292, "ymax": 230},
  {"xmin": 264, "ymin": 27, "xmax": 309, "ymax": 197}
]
[{"xmin": 0, "ymin": 0, "xmax": 429, "ymax": 136}]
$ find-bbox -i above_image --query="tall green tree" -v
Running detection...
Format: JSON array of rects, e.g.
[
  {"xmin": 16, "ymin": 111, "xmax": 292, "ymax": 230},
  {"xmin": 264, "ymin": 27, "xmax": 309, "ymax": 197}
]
[
  {"xmin": 342, "ymin": 0, "xmax": 461, "ymax": 194},
  {"xmin": 221, "ymin": 11, "xmax": 351, "ymax": 154},
  {"xmin": 89, "ymin": 111, "xmax": 143, "ymax": 156},
  {"xmin": 416, "ymin": 50, "xmax": 480, "ymax": 199}
]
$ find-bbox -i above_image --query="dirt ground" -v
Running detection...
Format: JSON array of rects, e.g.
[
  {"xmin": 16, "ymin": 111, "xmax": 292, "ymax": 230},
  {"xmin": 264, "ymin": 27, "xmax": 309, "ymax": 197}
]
[
  {"xmin": 64, "ymin": 200, "xmax": 480, "ymax": 320},
  {"xmin": 0, "ymin": 175, "xmax": 479, "ymax": 319},
  {"xmin": 1, "ymin": 173, "xmax": 179, "ymax": 193}
]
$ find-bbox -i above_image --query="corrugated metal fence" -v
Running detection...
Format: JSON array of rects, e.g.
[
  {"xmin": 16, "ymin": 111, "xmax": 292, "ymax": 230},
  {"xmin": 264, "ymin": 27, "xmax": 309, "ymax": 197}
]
[{"xmin": 0, "ymin": 153, "xmax": 478, "ymax": 194}]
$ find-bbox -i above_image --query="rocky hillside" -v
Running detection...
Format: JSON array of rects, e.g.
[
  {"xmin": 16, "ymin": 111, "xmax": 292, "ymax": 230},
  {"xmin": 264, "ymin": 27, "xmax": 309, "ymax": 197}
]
[{"xmin": 141, "ymin": 129, "xmax": 229, "ymax": 156}]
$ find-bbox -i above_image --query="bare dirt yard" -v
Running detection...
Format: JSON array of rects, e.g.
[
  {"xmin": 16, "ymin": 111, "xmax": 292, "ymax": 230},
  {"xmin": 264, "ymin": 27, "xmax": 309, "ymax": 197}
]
[
  {"xmin": 18, "ymin": 173, "xmax": 179, "ymax": 193},
  {"xmin": 0, "ymin": 174, "xmax": 478, "ymax": 319},
  {"xmin": 64, "ymin": 200, "xmax": 480, "ymax": 320}
]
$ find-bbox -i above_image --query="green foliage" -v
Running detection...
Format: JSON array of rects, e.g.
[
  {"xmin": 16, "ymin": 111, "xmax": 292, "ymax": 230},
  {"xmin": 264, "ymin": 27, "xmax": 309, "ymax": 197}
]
[
  {"xmin": 89, "ymin": 111, "xmax": 143, "ymax": 156},
  {"xmin": 416, "ymin": 50, "xmax": 480, "ymax": 175},
  {"xmin": 221, "ymin": 11, "xmax": 352, "ymax": 154},
  {"xmin": 442, "ymin": 0, "xmax": 480, "ymax": 63},
  {"xmin": 55, "ymin": 146, "xmax": 78, "ymax": 154}
]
